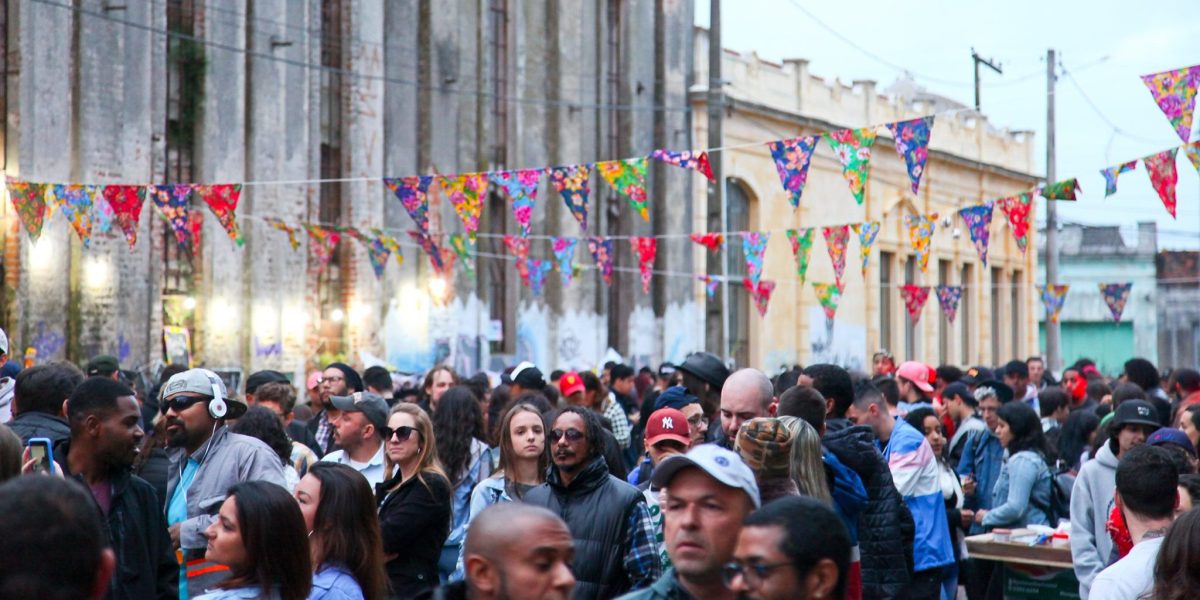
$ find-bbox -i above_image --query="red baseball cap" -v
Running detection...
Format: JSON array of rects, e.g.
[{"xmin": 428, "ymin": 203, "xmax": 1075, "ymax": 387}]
[
  {"xmin": 558, "ymin": 371, "xmax": 585, "ymax": 397},
  {"xmin": 645, "ymin": 408, "xmax": 691, "ymax": 447},
  {"xmin": 896, "ymin": 361, "xmax": 935, "ymax": 393}
]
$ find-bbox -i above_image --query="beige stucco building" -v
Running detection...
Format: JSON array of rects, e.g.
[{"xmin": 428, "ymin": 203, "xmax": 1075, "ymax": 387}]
[{"xmin": 691, "ymin": 28, "xmax": 1041, "ymax": 371}]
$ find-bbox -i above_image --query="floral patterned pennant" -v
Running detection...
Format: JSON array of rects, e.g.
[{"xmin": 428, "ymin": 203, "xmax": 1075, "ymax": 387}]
[
  {"xmin": 698, "ymin": 275, "xmax": 720, "ymax": 299},
  {"xmin": 1140, "ymin": 65, "xmax": 1200, "ymax": 142},
  {"xmin": 885, "ymin": 116, "xmax": 934, "ymax": 195},
  {"xmin": 195, "ymin": 184, "xmax": 244, "ymax": 246},
  {"xmin": 767, "ymin": 135, "xmax": 818, "ymax": 209},
  {"xmin": 1038, "ymin": 284, "xmax": 1070, "ymax": 324},
  {"xmin": 1144, "ymin": 148, "xmax": 1180, "ymax": 218},
  {"xmin": 265, "ymin": 217, "xmax": 301, "ymax": 251},
  {"xmin": 408, "ymin": 230, "xmax": 446, "ymax": 274},
  {"xmin": 597, "ymin": 159, "xmax": 650, "ymax": 221},
  {"xmin": 1186, "ymin": 141, "xmax": 1200, "ymax": 174},
  {"xmin": 92, "ymin": 192, "xmax": 115, "ymax": 235},
  {"xmin": 822, "ymin": 225, "xmax": 850, "ymax": 288},
  {"xmin": 348, "ymin": 229, "xmax": 391, "ymax": 280},
  {"xmin": 650, "ymin": 148, "xmax": 715, "ymax": 182},
  {"xmin": 997, "ymin": 193, "xmax": 1033, "ymax": 253},
  {"xmin": 786, "ymin": 228, "xmax": 816, "ymax": 284},
  {"xmin": 851, "ymin": 221, "xmax": 881, "ymax": 277},
  {"xmin": 935, "ymin": 285, "xmax": 963, "ymax": 323},
  {"xmin": 689, "ymin": 232, "xmax": 724, "ymax": 252},
  {"xmin": 549, "ymin": 165, "xmax": 591, "ymax": 232},
  {"xmin": 101, "ymin": 185, "xmax": 147, "ymax": 249},
  {"xmin": 304, "ymin": 225, "xmax": 342, "ymax": 274},
  {"xmin": 449, "ymin": 233, "xmax": 475, "ymax": 277},
  {"xmin": 503, "ymin": 235, "xmax": 531, "ymax": 286},
  {"xmin": 812, "ymin": 282, "xmax": 842, "ymax": 321},
  {"xmin": 50, "ymin": 184, "xmax": 97, "ymax": 246},
  {"xmin": 490, "ymin": 168, "xmax": 544, "ymax": 238},
  {"xmin": 7, "ymin": 180, "xmax": 51, "ymax": 242},
  {"xmin": 587, "ymin": 236, "xmax": 615, "ymax": 286},
  {"xmin": 900, "ymin": 285, "xmax": 931, "ymax": 325},
  {"xmin": 824, "ymin": 127, "xmax": 878, "ymax": 205},
  {"xmin": 439, "ymin": 173, "xmax": 489, "ymax": 241},
  {"xmin": 551, "ymin": 237, "xmax": 579, "ymax": 288},
  {"xmin": 370, "ymin": 229, "xmax": 404, "ymax": 267},
  {"xmin": 151, "ymin": 184, "xmax": 196, "ymax": 250},
  {"xmin": 742, "ymin": 232, "xmax": 770, "ymax": 287},
  {"xmin": 1100, "ymin": 161, "xmax": 1137, "ymax": 197},
  {"xmin": 743, "ymin": 278, "xmax": 775, "ymax": 318},
  {"xmin": 527, "ymin": 259, "xmax": 554, "ymax": 298},
  {"xmin": 1098, "ymin": 283, "xmax": 1132, "ymax": 323},
  {"xmin": 631, "ymin": 237, "xmax": 657, "ymax": 294},
  {"xmin": 903, "ymin": 213, "xmax": 938, "ymax": 272},
  {"xmin": 1040, "ymin": 178, "xmax": 1080, "ymax": 201},
  {"xmin": 384, "ymin": 176, "xmax": 434, "ymax": 235},
  {"xmin": 958, "ymin": 202, "xmax": 994, "ymax": 265}
]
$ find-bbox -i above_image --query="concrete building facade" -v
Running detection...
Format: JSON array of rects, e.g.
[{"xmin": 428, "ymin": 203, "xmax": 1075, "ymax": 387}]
[{"xmin": 1158, "ymin": 250, "xmax": 1200, "ymax": 369}]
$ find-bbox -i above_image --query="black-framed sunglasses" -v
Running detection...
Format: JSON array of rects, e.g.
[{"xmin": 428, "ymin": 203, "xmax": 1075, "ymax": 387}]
[
  {"xmin": 161, "ymin": 396, "xmax": 208, "ymax": 415},
  {"xmin": 549, "ymin": 428, "xmax": 585, "ymax": 443},
  {"xmin": 381, "ymin": 425, "xmax": 418, "ymax": 443},
  {"xmin": 720, "ymin": 561, "xmax": 792, "ymax": 588}
]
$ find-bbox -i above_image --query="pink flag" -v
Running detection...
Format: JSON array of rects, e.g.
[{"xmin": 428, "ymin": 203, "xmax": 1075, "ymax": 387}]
[
  {"xmin": 743, "ymin": 278, "xmax": 775, "ymax": 318},
  {"xmin": 900, "ymin": 284, "xmax": 931, "ymax": 325},
  {"xmin": 1144, "ymin": 148, "xmax": 1180, "ymax": 218},
  {"xmin": 630, "ymin": 237, "xmax": 657, "ymax": 294}
]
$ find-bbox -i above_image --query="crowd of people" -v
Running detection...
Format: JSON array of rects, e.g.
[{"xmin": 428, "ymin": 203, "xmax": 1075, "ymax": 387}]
[{"xmin": 1, "ymin": 336, "xmax": 1200, "ymax": 599}]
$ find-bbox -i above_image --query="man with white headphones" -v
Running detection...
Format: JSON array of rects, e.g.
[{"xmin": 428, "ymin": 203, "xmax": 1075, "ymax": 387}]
[{"xmin": 162, "ymin": 368, "xmax": 287, "ymax": 599}]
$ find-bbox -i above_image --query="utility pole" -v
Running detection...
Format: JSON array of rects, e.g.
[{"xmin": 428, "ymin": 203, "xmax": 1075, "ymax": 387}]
[
  {"xmin": 1045, "ymin": 49, "xmax": 1061, "ymax": 373},
  {"xmin": 707, "ymin": 0, "xmax": 729, "ymax": 360},
  {"xmin": 972, "ymin": 48, "xmax": 1003, "ymax": 111}
]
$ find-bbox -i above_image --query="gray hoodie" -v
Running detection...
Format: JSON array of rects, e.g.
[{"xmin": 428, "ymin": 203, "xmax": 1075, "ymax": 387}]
[{"xmin": 1070, "ymin": 442, "xmax": 1118, "ymax": 600}]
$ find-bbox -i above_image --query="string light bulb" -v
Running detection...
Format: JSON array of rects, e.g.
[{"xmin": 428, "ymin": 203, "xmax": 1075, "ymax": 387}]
[
  {"xmin": 183, "ymin": 296, "xmax": 197, "ymax": 310},
  {"xmin": 330, "ymin": 308, "xmax": 345, "ymax": 323}
]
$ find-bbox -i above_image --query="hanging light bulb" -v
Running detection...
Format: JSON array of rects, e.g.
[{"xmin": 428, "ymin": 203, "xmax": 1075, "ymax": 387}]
[{"xmin": 330, "ymin": 308, "xmax": 345, "ymax": 323}]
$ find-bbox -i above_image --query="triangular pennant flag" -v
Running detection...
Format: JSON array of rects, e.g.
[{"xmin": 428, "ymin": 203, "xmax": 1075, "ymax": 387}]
[
  {"xmin": 903, "ymin": 213, "xmax": 938, "ymax": 272},
  {"xmin": 439, "ymin": 173, "xmax": 489, "ymax": 241},
  {"xmin": 408, "ymin": 230, "xmax": 446, "ymax": 273},
  {"xmin": 742, "ymin": 278, "xmax": 775, "ymax": 318},
  {"xmin": 851, "ymin": 221, "xmax": 881, "ymax": 277},
  {"xmin": 698, "ymin": 275, "xmax": 720, "ymax": 299},
  {"xmin": 824, "ymin": 127, "xmax": 877, "ymax": 205},
  {"xmin": 551, "ymin": 237, "xmax": 579, "ymax": 288},
  {"xmin": 503, "ymin": 235, "xmax": 531, "ymax": 286},
  {"xmin": 1140, "ymin": 65, "xmax": 1200, "ymax": 142},
  {"xmin": 448, "ymin": 233, "xmax": 475, "ymax": 277},
  {"xmin": 885, "ymin": 116, "xmax": 934, "ymax": 195},
  {"xmin": 101, "ymin": 185, "xmax": 147, "ymax": 249},
  {"xmin": 1038, "ymin": 284, "xmax": 1070, "ymax": 324},
  {"xmin": 195, "ymin": 184, "xmax": 244, "ymax": 245},
  {"xmin": 630, "ymin": 237, "xmax": 657, "ymax": 294},
  {"xmin": 549, "ymin": 165, "xmax": 591, "ymax": 231},
  {"xmin": 650, "ymin": 148, "xmax": 715, "ymax": 182},
  {"xmin": 51, "ymin": 184, "xmax": 96, "ymax": 246},
  {"xmin": 587, "ymin": 236, "xmax": 615, "ymax": 286},
  {"xmin": 1100, "ymin": 161, "xmax": 1137, "ymax": 197},
  {"xmin": 1144, "ymin": 148, "xmax": 1180, "ymax": 218},
  {"xmin": 490, "ymin": 168, "xmax": 544, "ymax": 238},
  {"xmin": 689, "ymin": 232, "xmax": 724, "ymax": 252},
  {"xmin": 1040, "ymin": 178, "xmax": 1080, "ymax": 201},
  {"xmin": 304, "ymin": 225, "xmax": 342, "ymax": 274},
  {"xmin": 527, "ymin": 259, "xmax": 554, "ymax": 298},
  {"xmin": 7, "ymin": 180, "xmax": 50, "ymax": 242},
  {"xmin": 786, "ymin": 228, "xmax": 816, "ymax": 284},
  {"xmin": 812, "ymin": 282, "xmax": 842, "ymax": 321},
  {"xmin": 997, "ymin": 193, "xmax": 1033, "ymax": 253},
  {"xmin": 900, "ymin": 284, "xmax": 931, "ymax": 325},
  {"xmin": 349, "ymin": 230, "xmax": 391, "ymax": 280},
  {"xmin": 92, "ymin": 191, "xmax": 115, "ymax": 235},
  {"xmin": 370, "ymin": 229, "xmax": 404, "ymax": 267},
  {"xmin": 265, "ymin": 217, "xmax": 301, "ymax": 251},
  {"xmin": 742, "ymin": 232, "xmax": 770, "ymax": 287},
  {"xmin": 767, "ymin": 135, "xmax": 818, "ymax": 209},
  {"xmin": 150, "ymin": 184, "xmax": 196, "ymax": 250},
  {"xmin": 384, "ymin": 175, "xmax": 433, "ymax": 235},
  {"xmin": 935, "ymin": 285, "xmax": 963, "ymax": 323},
  {"xmin": 822, "ymin": 225, "xmax": 850, "ymax": 287},
  {"xmin": 597, "ymin": 158, "xmax": 650, "ymax": 221},
  {"xmin": 1098, "ymin": 283, "xmax": 1132, "ymax": 323},
  {"xmin": 1186, "ymin": 141, "xmax": 1200, "ymax": 174},
  {"xmin": 958, "ymin": 202, "xmax": 994, "ymax": 265},
  {"xmin": 188, "ymin": 208, "xmax": 204, "ymax": 249}
]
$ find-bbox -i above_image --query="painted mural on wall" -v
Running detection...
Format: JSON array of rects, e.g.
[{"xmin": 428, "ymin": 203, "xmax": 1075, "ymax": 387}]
[{"xmin": 807, "ymin": 307, "xmax": 866, "ymax": 370}]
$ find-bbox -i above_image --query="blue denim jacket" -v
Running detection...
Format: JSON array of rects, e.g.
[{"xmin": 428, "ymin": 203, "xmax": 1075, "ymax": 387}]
[
  {"xmin": 981, "ymin": 450, "xmax": 1051, "ymax": 530},
  {"xmin": 956, "ymin": 429, "xmax": 1003, "ymax": 521}
]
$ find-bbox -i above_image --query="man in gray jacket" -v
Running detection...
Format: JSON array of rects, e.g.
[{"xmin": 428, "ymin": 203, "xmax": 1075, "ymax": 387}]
[
  {"xmin": 161, "ymin": 368, "xmax": 287, "ymax": 599},
  {"xmin": 1069, "ymin": 400, "xmax": 1160, "ymax": 599}
]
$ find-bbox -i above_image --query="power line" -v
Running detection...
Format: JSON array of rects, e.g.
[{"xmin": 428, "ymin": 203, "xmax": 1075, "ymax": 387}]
[{"xmin": 1059, "ymin": 62, "xmax": 1165, "ymax": 146}]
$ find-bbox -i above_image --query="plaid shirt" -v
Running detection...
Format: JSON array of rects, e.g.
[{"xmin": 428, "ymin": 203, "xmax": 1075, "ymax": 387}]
[
  {"xmin": 624, "ymin": 500, "xmax": 663, "ymax": 589},
  {"xmin": 604, "ymin": 395, "xmax": 632, "ymax": 448},
  {"xmin": 314, "ymin": 411, "xmax": 335, "ymax": 453}
]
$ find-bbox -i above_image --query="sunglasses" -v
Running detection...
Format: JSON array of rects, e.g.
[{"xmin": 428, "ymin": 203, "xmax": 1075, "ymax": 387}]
[
  {"xmin": 161, "ymin": 396, "xmax": 208, "ymax": 415},
  {"xmin": 719, "ymin": 561, "xmax": 792, "ymax": 588},
  {"xmin": 381, "ymin": 425, "xmax": 418, "ymax": 442},
  {"xmin": 549, "ymin": 428, "xmax": 585, "ymax": 443}
]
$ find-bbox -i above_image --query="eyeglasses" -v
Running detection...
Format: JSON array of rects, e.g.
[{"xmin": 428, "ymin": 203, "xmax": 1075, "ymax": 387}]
[
  {"xmin": 549, "ymin": 428, "xmax": 585, "ymax": 443},
  {"xmin": 319, "ymin": 376, "xmax": 345, "ymax": 385},
  {"xmin": 720, "ymin": 561, "xmax": 793, "ymax": 588},
  {"xmin": 382, "ymin": 425, "xmax": 418, "ymax": 442},
  {"xmin": 161, "ymin": 396, "xmax": 208, "ymax": 415},
  {"xmin": 687, "ymin": 414, "xmax": 708, "ymax": 428}
]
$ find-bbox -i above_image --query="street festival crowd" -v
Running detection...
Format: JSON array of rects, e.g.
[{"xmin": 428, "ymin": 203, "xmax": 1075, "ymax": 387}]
[{"xmin": 3, "ymin": 326, "xmax": 1200, "ymax": 600}]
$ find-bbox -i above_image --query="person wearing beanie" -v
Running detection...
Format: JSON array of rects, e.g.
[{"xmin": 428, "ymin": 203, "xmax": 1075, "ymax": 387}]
[
  {"xmin": 735, "ymin": 418, "xmax": 799, "ymax": 504},
  {"xmin": 305, "ymin": 362, "xmax": 364, "ymax": 457}
]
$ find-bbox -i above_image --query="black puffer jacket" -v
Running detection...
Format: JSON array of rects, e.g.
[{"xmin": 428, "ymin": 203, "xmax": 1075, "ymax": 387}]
[
  {"xmin": 824, "ymin": 425, "xmax": 915, "ymax": 600},
  {"xmin": 7, "ymin": 410, "xmax": 71, "ymax": 445}
]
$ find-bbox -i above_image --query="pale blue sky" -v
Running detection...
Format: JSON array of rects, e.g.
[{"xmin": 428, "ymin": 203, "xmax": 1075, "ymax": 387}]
[{"xmin": 697, "ymin": 0, "xmax": 1200, "ymax": 249}]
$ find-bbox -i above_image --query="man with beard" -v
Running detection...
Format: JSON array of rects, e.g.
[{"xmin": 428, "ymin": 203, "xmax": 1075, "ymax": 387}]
[
  {"xmin": 56, "ymin": 376, "xmax": 177, "ymax": 600},
  {"xmin": 161, "ymin": 368, "xmax": 286, "ymax": 598},
  {"xmin": 726, "ymin": 496, "xmax": 851, "ymax": 600},
  {"xmin": 525, "ymin": 406, "xmax": 661, "ymax": 599},
  {"xmin": 306, "ymin": 362, "xmax": 364, "ymax": 456}
]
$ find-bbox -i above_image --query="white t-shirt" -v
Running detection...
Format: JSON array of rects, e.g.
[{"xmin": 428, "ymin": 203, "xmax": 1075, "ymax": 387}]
[{"xmin": 1089, "ymin": 536, "xmax": 1163, "ymax": 600}]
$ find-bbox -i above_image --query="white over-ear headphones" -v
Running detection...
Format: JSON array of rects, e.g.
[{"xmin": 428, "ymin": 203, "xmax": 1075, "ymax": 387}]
[{"xmin": 200, "ymin": 369, "xmax": 227, "ymax": 419}]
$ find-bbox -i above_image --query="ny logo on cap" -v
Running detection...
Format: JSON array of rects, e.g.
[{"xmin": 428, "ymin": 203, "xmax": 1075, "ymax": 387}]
[
  {"xmin": 661, "ymin": 417, "xmax": 674, "ymax": 430},
  {"xmin": 1137, "ymin": 406, "xmax": 1150, "ymax": 417}
]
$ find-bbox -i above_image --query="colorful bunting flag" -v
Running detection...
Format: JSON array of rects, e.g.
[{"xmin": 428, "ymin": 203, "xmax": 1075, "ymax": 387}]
[
  {"xmin": 958, "ymin": 202, "xmax": 994, "ymax": 265},
  {"xmin": 1098, "ymin": 283, "xmax": 1132, "ymax": 323},
  {"xmin": 551, "ymin": 237, "xmax": 578, "ymax": 288},
  {"xmin": 1144, "ymin": 148, "xmax": 1180, "ymax": 217},
  {"xmin": 449, "ymin": 233, "xmax": 475, "ymax": 277},
  {"xmin": 1038, "ymin": 284, "xmax": 1070, "ymax": 324},
  {"xmin": 408, "ymin": 230, "xmax": 446, "ymax": 274},
  {"xmin": 822, "ymin": 225, "xmax": 850, "ymax": 287},
  {"xmin": 370, "ymin": 229, "xmax": 404, "ymax": 267},
  {"xmin": 50, "ymin": 184, "xmax": 96, "ymax": 246},
  {"xmin": 900, "ymin": 285, "xmax": 931, "ymax": 325},
  {"xmin": 503, "ymin": 235, "xmax": 531, "ymax": 286},
  {"xmin": 597, "ymin": 159, "xmax": 650, "ymax": 221},
  {"xmin": 101, "ymin": 185, "xmax": 147, "ymax": 249},
  {"xmin": 384, "ymin": 175, "xmax": 433, "ymax": 235},
  {"xmin": 195, "ymin": 184, "xmax": 244, "ymax": 245},
  {"xmin": 151, "ymin": 184, "xmax": 196, "ymax": 250},
  {"xmin": 697, "ymin": 275, "xmax": 720, "ymax": 299},
  {"xmin": 904, "ymin": 213, "xmax": 938, "ymax": 272},
  {"xmin": 304, "ymin": 225, "xmax": 342, "ymax": 274},
  {"xmin": 7, "ymin": 180, "xmax": 50, "ymax": 242},
  {"xmin": 689, "ymin": 232, "xmax": 724, "ymax": 252},
  {"xmin": 1140, "ymin": 65, "xmax": 1200, "ymax": 142},
  {"xmin": 440, "ymin": 173, "xmax": 489, "ymax": 241},
  {"xmin": 767, "ymin": 135, "xmax": 818, "ymax": 209},
  {"xmin": 650, "ymin": 149, "xmax": 715, "ymax": 182},
  {"xmin": 935, "ymin": 285, "xmax": 963, "ymax": 324},
  {"xmin": 490, "ymin": 168, "xmax": 544, "ymax": 238},
  {"xmin": 350, "ymin": 230, "xmax": 391, "ymax": 280},
  {"xmin": 824, "ymin": 127, "xmax": 877, "ymax": 205},
  {"xmin": 812, "ymin": 282, "xmax": 842, "ymax": 321},
  {"xmin": 743, "ymin": 278, "xmax": 775, "ymax": 318},
  {"xmin": 786, "ymin": 228, "xmax": 816, "ymax": 284},
  {"xmin": 92, "ymin": 191, "xmax": 115, "ymax": 235},
  {"xmin": 587, "ymin": 236, "xmax": 615, "ymax": 286},
  {"xmin": 1040, "ymin": 178, "xmax": 1080, "ymax": 201},
  {"xmin": 631, "ymin": 237, "xmax": 657, "ymax": 294},
  {"xmin": 851, "ymin": 221, "xmax": 881, "ymax": 277},
  {"xmin": 742, "ymin": 232, "xmax": 770, "ymax": 287},
  {"xmin": 549, "ymin": 165, "xmax": 591, "ymax": 231},
  {"xmin": 1186, "ymin": 142, "xmax": 1200, "ymax": 174},
  {"xmin": 885, "ymin": 116, "xmax": 934, "ymax": 195},
  {"xmin": 265, "ymin": 217, "xmax": 301, "ymax": 250},
  {"xmin": 1100, "ymin": 161, "xmax": 1137, "ymax": 197},
  {"xmin": 527, "ymin": 259, "xmax": 553, "ymax": 298},
  {"xmin": 997, "ymin": 193, "xmax": 1033, "ymax": 253}
]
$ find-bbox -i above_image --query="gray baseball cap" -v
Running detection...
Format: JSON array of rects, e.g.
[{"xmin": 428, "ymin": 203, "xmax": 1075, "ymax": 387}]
[
  {"xmin": 161, "ymin": 369, "xmax": 246, "ymax": 418},
  {"xmin": 650, "ymin": 443, "xmax": 761, "ymax": 508},
  {"xmin": 330, "ymin": 391, "xmax": 390, "ymax": 435}
]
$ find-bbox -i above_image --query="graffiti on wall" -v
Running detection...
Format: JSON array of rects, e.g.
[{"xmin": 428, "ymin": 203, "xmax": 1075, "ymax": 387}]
[
  {"xmin": 31, "ymin": 321, "xmax": 66, "ymax": 359},
  {"xmin": 807, "ymin": 307, "xmax": 866, "ymax": 370}
]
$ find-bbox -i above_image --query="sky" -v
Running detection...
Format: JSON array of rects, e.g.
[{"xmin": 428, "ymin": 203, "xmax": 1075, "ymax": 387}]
[{"xmin": 696, "ymin": 0, "xmax": 1200, "ymax": 249}]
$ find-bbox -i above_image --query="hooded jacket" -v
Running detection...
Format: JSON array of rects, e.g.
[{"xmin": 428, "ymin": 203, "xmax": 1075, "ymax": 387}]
[{"xmin": 1070, "ymin": 442, "xmax": 1119, "ymax": 600}]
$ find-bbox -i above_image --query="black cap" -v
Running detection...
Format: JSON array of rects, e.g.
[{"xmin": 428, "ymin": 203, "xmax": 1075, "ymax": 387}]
[
  {"xmin": 943, "ymin": 382, "xmax": 977, "ymax": 407},
  {"xmin": 973, "ymin": 380, "xmax": 1014, "ymax": 404},
  {"xmin": 507, "ymin": 361, "xmax": 546, "ymax": 390},
  {"xmin": 1112, "ymin": 400, "xmax": 1161, "ymax": 430},
  {"xmin": 960, "ymin": 366, "xmax": 995, "ymax": 386},
  {"xmin": 1002, "ymin": 360, "xmax": 1029, "ymax": 379},
  {"xmin": 677, "ymin": 352, "xmax": 730, "ymax": 390},
  {"xmin": 86, "ymin": 355, "xmax": 120, "ymax": 376},
  {"xmin": 657, "ymin": 363, "xmax": 677, "ymax": 378},
  {"xmin": 245, "ymin": 370, "xmax": 290, "ymax": 395}
]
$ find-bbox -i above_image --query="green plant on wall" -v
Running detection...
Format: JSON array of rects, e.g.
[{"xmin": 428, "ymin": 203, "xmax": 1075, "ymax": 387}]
[{"xmin": 168, "ymin": 38, "xmax": 206, "ymax": 148}]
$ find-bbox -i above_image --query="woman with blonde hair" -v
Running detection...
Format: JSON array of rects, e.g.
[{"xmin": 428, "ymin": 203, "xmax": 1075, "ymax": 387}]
[
  {"xmin": 376, "ymin": 403, "xmax": 452, "ymax": 598},
  {"xmin": 778, "ymin": 415, "xmax": 834, "ymax": 505}
]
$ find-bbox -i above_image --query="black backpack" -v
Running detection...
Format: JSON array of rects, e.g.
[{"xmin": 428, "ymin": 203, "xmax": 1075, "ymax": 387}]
[{"xmin": 1039, "ymin": 460, "xmax": 1074, "ymax": 526}]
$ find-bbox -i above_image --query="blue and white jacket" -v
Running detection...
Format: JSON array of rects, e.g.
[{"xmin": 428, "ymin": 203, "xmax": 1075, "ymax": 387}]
[{"xmin": 881, "ymin": 418, "xmax": 955, "ymax": 573}]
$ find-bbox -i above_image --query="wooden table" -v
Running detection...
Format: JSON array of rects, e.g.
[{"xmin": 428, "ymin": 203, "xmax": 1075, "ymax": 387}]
[{"xmin": 966, "ymin": 531, "xmax": 1079, "ymax": 599}]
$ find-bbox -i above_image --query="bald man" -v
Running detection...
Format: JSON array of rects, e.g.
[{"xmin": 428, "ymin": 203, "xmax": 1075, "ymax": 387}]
[
  {"xmin": 431, "ymin": 503, "xmax": 575, "ymax": 600},
  {"xmin": 719, "ymin": 368, "xmax": 777, "ymax": 444}
]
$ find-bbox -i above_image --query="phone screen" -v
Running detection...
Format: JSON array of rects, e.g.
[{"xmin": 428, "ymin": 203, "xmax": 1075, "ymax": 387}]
[{"xmin": 29, "ymin": 444, "xmax": 48, "ymax": 474}]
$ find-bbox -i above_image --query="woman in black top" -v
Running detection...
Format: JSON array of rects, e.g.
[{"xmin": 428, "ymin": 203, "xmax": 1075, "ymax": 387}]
[{"xmin": 377, "ymin": 403, "xmax": 452, "ymax": 598}]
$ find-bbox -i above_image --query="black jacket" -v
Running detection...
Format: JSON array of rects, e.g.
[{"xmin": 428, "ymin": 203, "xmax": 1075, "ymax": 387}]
[
  {"xmin": 824, "ymin": 425, "xmax": 915, "ymax": 599},
  {"xmin": 7, "ymin": 410, "xmax": 71, "ymax": 445},
  {"xmin": 55, "ymin": 440, "xmax": 178, "ymax": 600},
  {"xmin": 524, "ymin": 455, "xmax": 646, "ymax": 600},
  {"xmin": 377, "ymin": 470, "xmax": 452, "ymax": 599}
]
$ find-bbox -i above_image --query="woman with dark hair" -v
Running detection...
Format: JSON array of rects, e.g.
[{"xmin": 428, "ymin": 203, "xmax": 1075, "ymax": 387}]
[
  {"xmin": 904, "ymin": 407, "xmax": 967, "ymax": 600},
  {"xmin": 295, "ymin": 463, "xmax": 388, "ymax": 600},
  {"xmin": 432, "ymin": 386, "xmax": 494, "ymax": 581},
  {"xmin": 1148, "ymin": 507, "xmax": 1200, "ymax": 600},
  {"xmin": 232, "ymin": 405, "xmax": 300, "ymax": 491},
  {"xmin": 974, "ymin": 402, "xmax": 1053, "ymax": 531},
  {"xmin": 378, "ymin": 403, "xmax": 451, "ymax": 598},
  {"xmin": 1059, "ymin": 409, "xmax": 1101, "ymax": 473},
  {"xmin": 195, "ymin": 481, "xmax": 312, "ymax": 600}
]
